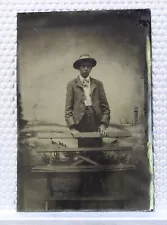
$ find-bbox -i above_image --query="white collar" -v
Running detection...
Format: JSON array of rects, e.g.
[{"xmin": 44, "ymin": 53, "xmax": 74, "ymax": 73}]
[{"xmin": 79, "ymin": 75, "xmax": 90, "ymax": 83}]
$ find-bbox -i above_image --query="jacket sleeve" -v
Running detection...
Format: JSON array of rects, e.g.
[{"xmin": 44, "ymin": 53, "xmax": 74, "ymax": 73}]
[
  {"xmin": 99, "ymin": 81, "xmax": 110, "ymax": 127},
  {"xmin": 65, "ymin": 82, "xmax": 75, "ymax": 128}
]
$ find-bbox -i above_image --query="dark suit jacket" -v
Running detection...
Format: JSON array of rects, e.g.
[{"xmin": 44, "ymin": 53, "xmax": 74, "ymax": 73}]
[{"xmin": 65, "ymin": 76, "xmax": 110, "ymax": 128}]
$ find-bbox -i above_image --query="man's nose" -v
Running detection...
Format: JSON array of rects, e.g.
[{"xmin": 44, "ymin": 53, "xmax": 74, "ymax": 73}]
[{"xmin": 84, "ymin": 66, "xmax": 88, "ymax": 71}]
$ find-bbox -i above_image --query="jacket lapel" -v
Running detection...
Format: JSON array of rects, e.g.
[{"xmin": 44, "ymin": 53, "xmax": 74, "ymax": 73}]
[
  {"xmin": 90, "ymin": 77, "xmax": 97, "ymax": 95},
  {"xmin": 75, "ymin": 77, "xmax": 83, "ymax": 89}
]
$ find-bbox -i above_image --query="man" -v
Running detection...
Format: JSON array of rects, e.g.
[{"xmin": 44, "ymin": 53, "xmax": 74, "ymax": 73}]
[
  {"xmin": 65, "ymin": 54, "xmax": 110, "ymax": 139},
  {"xmin": 65, "ymin": 54, "xmax": 110, "ymax": 198}
]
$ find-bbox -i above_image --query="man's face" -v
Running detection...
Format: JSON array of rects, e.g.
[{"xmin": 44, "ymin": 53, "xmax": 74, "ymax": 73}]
[{"xmin": 78, "ymin": 60, "xmax": 93, "ymax": 78}]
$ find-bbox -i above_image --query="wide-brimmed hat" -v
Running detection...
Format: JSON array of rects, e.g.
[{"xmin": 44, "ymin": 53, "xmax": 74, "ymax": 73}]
[{"xmin": 73, "ymin": 54, "xmax": 97, "ymax": 69}]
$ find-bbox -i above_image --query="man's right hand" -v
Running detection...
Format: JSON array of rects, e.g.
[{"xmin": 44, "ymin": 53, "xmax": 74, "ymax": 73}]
[{"xmin": 70, "ymin": 128, "xmax": 80, "ymax": 139}]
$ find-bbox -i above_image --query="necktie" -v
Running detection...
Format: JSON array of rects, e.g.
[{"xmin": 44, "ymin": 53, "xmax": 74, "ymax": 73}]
[{"xmin": 82, "ymin": 79, "xmax": 89, "ymax": 87}]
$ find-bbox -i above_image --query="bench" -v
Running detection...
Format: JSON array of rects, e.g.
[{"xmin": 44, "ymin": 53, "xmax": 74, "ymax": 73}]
[{"xmin": 31, "ymin": 131, "xmax": 136, "ymax": 210}]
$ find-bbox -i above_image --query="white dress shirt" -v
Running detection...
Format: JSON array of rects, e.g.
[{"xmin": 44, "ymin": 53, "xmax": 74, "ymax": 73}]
[{"xmin": 79, "ymin": 75, "xmax": 92, "ymax": 106}]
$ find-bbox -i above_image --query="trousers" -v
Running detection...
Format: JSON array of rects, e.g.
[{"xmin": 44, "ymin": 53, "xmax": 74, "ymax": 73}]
[
  {"xmin": 75, "ymin": 106, "xmax": 105, "ymax": 197},
  {"xmin": 76, "ymin": 106, "xmax": 102, "ymax": 150}
]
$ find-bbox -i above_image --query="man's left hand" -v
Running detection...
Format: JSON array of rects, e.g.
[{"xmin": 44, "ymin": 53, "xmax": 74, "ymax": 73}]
[{"xmin": 98, "ymin": 124, "xmax": 108, "ymax": 137}]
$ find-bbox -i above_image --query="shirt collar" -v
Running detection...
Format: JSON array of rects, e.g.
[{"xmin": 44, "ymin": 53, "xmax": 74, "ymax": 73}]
[{"xmin": 79, "ymin": 75, "xmax": 90, "ymax": 83}]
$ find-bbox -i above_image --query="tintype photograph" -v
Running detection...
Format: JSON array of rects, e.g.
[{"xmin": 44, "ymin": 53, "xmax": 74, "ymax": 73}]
[{"xmin": 17, "ymin": 9, "xmax": 153, "ymax": 211}]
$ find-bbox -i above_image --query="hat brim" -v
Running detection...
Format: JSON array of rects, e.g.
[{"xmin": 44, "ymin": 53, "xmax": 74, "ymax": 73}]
[{"xmin": 73, "ymin": 58, "xmax": 97, "ymax": 69}]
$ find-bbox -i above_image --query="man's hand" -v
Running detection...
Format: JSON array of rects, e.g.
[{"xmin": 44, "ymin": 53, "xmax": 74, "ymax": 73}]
[
  {"xmin": 98, "ymin": 124, "xmax": 108, "ymax": 137},
  {"xmin": 70, "ymin": 128, "xmax": 80, "ymax": 139}
]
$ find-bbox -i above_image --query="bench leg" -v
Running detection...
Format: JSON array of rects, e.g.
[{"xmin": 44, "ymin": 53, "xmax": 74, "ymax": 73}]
[
  {"xmin": 45, "ymin": 201, "xmax": 48, "ymax": 211},
  {"xmin": 45, "ymin": 174, "xmax": 53, "ymax": 211}
]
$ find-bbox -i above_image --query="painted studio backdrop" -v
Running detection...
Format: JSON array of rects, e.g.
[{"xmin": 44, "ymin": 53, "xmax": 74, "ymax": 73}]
[{"xmin": 17, "ymin": 10, "xmax": 152, "ymax": 211}]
